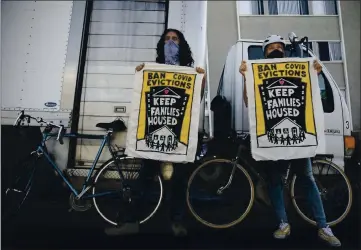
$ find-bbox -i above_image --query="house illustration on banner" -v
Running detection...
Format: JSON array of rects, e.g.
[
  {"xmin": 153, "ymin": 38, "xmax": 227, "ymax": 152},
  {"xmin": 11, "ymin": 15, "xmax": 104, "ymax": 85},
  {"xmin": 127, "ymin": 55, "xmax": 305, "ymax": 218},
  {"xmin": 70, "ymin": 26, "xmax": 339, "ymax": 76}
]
[
  {"xmin": 267, "ymin": 78, "xmax": 298, "ymax": 89},
  {"xmin": 271, "ymin": 117, "xmax": 302, "ymax": 138},
  {"xmin": 153, "ymin": 87, "xmax": 181, "ymax": 99},
  {"xmin": 150, "ymin": 125, "xmax": 178, "ymax": 146}
]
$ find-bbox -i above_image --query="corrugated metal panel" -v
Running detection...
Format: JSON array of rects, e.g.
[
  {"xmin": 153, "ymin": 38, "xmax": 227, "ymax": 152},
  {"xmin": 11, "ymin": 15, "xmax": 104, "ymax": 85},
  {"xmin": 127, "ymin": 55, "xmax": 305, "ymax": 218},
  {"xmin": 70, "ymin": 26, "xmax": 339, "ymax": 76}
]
[
  {"xmin": 80, "ymin": 88, "xmax": 133, "ymax": 102},
  {"xmin": 85, "ymin": 61, "xmax": 142, "ymax": 74},
  {"xmin": 76, "ymin": 0, "xmax": 166, "ymax": 165},
  {"xmin": 88, "ymin": 35, "xmax": 159, "ymax": 48},
  {"xmin": 87, "ymin": 47, "xmax": 156, "ymax": 61},
  {"xmin": 84, "ymin": 74, "xmax": 135, "ymax": 88},
  {"xmin": 93, "ymin": 1, "xmax": 166, "ymax": 11},
  {"xmin": 90, "ymin": 22, "xmax": 164, "ymax": 35},
  {"xmin": 91, "ymin": 9, "xmax": 165, "ymax": 23},
  {"xmin": 80, "ymin": 102, "xmax": 132, "ymax": 116}
]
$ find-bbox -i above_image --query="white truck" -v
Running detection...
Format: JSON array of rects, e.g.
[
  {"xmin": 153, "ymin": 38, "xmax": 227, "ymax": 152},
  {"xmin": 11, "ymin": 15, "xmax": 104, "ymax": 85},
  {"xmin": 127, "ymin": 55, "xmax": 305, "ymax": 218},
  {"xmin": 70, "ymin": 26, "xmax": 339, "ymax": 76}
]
[
  {"xmin": 1, "ymin": 1, "xmax": 355, "ymax": 172},
  {"xmin": 220, "ymin": 35, "xmax": 355, "ymax": 169},
  {"xmin": 1, "ymin": 1, "xmax": 210, "ymax": 174}
]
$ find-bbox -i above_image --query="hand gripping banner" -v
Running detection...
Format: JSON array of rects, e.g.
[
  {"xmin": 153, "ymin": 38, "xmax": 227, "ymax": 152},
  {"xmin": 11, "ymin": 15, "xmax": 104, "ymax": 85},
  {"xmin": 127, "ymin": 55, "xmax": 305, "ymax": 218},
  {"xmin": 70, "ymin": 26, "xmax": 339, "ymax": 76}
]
[
  {"xmin": 125, "ymin": 63, "xmax": 203, "ymax": 163},
  {"xmin": 245, "ymin": 57, "xmax": 325, "ymax": 161}
]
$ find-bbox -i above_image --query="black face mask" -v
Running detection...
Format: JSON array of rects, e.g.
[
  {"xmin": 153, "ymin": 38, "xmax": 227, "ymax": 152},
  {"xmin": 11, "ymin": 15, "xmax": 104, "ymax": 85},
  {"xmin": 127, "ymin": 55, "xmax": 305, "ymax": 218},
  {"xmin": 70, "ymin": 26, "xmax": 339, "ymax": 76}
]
[{"xmin": 266, "ymin": 49, "xmax": 284, "ymax": 59}]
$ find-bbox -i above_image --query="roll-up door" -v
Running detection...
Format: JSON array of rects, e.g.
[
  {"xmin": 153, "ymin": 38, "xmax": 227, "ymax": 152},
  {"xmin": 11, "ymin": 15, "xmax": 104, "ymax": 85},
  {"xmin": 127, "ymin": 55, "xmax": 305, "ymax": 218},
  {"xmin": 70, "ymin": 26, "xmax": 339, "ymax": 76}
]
[{"xmin": 75, "ymin": 0, "xmax": 167, "ymax": 169}]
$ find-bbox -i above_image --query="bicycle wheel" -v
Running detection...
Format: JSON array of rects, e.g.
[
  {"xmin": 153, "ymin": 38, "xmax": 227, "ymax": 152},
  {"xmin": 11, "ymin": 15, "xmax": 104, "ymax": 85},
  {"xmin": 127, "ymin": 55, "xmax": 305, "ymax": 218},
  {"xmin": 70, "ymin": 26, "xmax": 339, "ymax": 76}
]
[
  {"xmin": 186, "ymin": 158, "xmax": 255, "ymax": 229},
  {"xmin": 2, "ymin": 153, "xmax": 38, "ymax": 222},
  {"xmin": 92, "ymin": 157, "xmax": 163, "ymax": 226},
  {"xmin": 291, "ymin": 159, "xmax": 353, "ymax": 227}
]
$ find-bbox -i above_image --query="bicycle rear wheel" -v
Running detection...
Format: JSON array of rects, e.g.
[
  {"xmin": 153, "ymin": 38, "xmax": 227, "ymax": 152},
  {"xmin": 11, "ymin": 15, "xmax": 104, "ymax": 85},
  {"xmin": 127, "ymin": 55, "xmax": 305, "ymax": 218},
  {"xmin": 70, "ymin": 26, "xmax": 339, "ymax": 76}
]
[
  {"xmin": 291, "ymin": 159, "xmax": 353, "ymax": 227},
  {"xmin": 92, "ymin": 157, "xmax": 163, "ymax": 226},
  {"xmin": 186, "ymin": 158, "xmax": 255, "ymax": 229},
  {"xmin": 2, "ymin": 153, "xmax": 38, "ymax": 222}
]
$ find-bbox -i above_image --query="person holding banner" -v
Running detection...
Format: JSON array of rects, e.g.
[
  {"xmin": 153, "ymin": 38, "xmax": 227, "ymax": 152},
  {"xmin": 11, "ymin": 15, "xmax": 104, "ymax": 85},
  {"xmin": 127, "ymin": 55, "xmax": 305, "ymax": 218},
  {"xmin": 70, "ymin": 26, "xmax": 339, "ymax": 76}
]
[
  {"xmin": 105, "ymin": 28, "xmax": 205, "ymax": 237},
  {"xmin": 239, "ymin": 35, "xmax": 341, "ymax": 247}
]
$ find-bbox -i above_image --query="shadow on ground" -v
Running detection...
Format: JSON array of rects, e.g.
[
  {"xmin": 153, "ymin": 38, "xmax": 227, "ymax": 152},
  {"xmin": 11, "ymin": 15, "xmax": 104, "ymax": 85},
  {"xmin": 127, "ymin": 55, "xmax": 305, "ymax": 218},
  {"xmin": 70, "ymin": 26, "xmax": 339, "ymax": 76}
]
[
  {"xmin": 1, "ymin": 167, "xmax": 360, "ymax": 250},
  {"xmin": 1, "ymin": 126, "xmax": 360, "ymax": 249}
]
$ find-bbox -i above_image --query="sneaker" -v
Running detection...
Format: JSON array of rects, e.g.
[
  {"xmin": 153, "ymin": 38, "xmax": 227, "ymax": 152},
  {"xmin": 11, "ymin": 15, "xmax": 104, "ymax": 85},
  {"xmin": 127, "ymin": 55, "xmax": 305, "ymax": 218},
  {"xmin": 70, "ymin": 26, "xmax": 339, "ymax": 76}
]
[
  {"xmin": 171, "ymin": 222, "xmax": 187, "ymax": 237},
  {"xmin": 104, "ymin": 222, "xmax": 139, "ymax": 236},
  {"xmin": 273, "ymin": 222, "xmax": 291, "ymax": 239},
  {"xmin": 318, "ymin": 226, "xmax": 341, "ymax": 247}
]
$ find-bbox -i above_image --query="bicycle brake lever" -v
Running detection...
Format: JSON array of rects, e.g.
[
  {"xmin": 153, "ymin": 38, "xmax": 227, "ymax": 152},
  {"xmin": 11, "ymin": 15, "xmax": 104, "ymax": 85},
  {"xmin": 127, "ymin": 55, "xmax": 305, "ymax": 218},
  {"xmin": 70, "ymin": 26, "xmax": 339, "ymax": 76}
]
[
  {"xmin": 14, "ymin": 110, "xmax": 25, "ymax": 127},
  {"xmin": 57, "ymin": 125, "xmax": 66, "ymax": 145}
]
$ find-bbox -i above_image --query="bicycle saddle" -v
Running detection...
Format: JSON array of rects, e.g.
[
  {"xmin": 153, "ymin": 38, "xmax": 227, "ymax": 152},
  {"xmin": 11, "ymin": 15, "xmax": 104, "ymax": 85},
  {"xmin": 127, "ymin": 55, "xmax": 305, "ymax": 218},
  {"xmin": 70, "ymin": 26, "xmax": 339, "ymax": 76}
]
[{"xmin": 96, "ymin": 120, "xmax": 127, "ymax": 132}]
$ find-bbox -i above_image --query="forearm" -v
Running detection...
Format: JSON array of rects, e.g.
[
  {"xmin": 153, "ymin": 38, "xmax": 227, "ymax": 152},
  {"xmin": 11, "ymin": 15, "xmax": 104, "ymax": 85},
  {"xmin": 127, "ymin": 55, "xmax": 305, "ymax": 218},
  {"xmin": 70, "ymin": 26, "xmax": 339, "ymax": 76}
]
[
  {"xmin": 243, "ymin": 77, "xmax": 248, "ymax": 107},
  {"xmin": 200, "ymin": 75, "xmax": 206, "ymax": 101}
]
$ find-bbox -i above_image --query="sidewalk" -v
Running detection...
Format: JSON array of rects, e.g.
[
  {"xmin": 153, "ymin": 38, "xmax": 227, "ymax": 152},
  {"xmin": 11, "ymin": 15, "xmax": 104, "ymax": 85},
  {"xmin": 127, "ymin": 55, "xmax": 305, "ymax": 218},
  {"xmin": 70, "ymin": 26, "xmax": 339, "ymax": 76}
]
[{"xmin": 2, "ymin": 187, "xmax": 360, "ymax": 249}]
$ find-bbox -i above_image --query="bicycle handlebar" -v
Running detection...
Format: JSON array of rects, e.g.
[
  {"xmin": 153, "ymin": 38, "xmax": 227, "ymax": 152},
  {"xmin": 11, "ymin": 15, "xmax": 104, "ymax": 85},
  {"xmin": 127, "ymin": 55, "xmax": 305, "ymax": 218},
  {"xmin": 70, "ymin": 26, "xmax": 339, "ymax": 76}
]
[
  {"xmin": 287, "ymin": 33, "xmax": 309, "ymax": 58},
  {"xmin": 14, "ymin": 110, "xmax": 66, "ymax": 145}
]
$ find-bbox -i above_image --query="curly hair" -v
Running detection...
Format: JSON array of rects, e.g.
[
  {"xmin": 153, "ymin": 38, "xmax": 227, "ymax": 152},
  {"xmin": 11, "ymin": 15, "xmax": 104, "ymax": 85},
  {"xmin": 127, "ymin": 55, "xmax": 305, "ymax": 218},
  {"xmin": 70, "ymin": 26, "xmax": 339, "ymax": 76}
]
[{"xmin": 156, "ymin": 29, "xmax": 194, "ymax": 67}]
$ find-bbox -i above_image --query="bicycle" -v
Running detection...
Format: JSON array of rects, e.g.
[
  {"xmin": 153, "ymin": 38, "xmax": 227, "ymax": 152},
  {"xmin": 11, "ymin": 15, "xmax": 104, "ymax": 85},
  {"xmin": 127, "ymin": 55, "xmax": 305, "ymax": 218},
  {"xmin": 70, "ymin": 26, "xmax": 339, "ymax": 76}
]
[
  {"xmin": 186, "ymin": 132, "xmax": 353, "ymax": 229},
  {"xmin": 3, "ymin": 111, "xmax": 164, "ymax": 226}
]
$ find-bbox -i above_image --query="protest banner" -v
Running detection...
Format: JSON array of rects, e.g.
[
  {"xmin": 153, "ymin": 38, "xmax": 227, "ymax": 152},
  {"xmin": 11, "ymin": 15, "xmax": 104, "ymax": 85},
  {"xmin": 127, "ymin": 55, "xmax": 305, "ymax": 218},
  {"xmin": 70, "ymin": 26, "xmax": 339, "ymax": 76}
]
[
  {"xmin": 125, "ymin": 63, "xmax": 203, "ymax": 163},
  {"xmin": 245, "ymin": 57, "xmax": 325, "ymax": 161}
]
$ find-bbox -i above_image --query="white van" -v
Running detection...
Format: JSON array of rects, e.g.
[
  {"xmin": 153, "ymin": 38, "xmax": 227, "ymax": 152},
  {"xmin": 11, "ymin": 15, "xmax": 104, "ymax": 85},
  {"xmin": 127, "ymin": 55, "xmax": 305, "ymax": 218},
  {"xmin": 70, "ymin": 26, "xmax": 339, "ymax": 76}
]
[{"xmin": 219, "ymin": 38, "xmax": 355, "ymax": 169}]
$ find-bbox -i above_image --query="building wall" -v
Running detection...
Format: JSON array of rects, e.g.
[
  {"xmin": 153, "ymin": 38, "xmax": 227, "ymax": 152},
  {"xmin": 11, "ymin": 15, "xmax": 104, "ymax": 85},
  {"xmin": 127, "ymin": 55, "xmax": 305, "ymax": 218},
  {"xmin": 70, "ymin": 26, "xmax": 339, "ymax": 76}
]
[
  {"xmin": 238, "ymin": 16, "xmax": 341, "ymax": 41},
  {"xmin": 207, "ymin": 1, "xmax": 238, "ymax": 100},
  {"xmin": 340, "ymin": 1, "xmax": 360, "ymax": 131}
]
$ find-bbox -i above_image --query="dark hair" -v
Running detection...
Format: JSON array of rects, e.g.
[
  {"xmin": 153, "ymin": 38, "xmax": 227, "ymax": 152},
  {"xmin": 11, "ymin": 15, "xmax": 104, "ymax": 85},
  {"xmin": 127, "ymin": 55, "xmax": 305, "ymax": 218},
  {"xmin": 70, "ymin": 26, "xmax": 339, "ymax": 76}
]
[{"xmin": 156, "ymin": 28, "xmax": 194, "ymax": 67}]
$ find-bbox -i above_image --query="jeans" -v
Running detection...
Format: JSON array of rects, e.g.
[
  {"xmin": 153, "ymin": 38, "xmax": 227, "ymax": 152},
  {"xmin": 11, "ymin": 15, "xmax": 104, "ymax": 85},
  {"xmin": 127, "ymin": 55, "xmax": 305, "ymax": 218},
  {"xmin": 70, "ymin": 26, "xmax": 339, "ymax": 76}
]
[{"xmin": 263, "ymin": 158, "xmax": 327, "ymax": 229}]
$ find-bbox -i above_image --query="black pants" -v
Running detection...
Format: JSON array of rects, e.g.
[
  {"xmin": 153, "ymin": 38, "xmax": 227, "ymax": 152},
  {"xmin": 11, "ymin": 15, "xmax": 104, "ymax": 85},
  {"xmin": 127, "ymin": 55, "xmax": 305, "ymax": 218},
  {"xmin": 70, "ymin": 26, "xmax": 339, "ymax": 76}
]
[
  {"xmin": 168, "ymin": 163, "xmax": 193, "ymax": 222},
  {"xmin": 119, "ymin": 160, "xmax": 193, "ymax": 224},
  {"xmin": 118, "ymin": 160, "xmax": 159, "ymax": 224}
]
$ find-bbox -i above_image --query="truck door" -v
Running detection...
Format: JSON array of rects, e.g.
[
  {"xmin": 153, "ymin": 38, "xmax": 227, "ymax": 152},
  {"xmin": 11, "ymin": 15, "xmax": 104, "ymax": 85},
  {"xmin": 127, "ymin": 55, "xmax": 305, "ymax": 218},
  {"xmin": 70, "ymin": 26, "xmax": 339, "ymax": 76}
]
[
  {"xmin": 241, "ymin": 41, "xmax": 345, "ymax": 167},
  {"xmin": 75, "ymin": 1, "xmax": 168, "ymax": 168}
]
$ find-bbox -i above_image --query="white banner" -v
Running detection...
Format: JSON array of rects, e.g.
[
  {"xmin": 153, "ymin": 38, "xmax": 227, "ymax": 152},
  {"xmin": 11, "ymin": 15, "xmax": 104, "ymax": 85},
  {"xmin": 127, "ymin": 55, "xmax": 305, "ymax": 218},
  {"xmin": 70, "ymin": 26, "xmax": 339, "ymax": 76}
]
[
  {"xmin": 125, "ymin": 63, "xmax": 203, "ymax": 163},
  {"xmin": 245, "ymin": 57, "xmax": 325, "ymax": 161}
]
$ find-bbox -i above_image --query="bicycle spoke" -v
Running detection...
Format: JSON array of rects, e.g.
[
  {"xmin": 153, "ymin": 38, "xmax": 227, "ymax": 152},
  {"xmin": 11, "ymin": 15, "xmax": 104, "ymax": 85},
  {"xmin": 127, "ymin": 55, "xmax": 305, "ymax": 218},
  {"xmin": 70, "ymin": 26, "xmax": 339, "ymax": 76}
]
[
  {"xmin": 292, "ymin": 159, "xmax": 352, "ymax": 226},
  {"xmin": 187, "ymin": 159, "xmax": 254, "ymax": 228},
  {"xmin": 2, "ymin": 155, "xmax": 37, "ymax": 222},
  {"xmin": 92, "ymin": 157, "xmax": 163, "ymax": 226}
]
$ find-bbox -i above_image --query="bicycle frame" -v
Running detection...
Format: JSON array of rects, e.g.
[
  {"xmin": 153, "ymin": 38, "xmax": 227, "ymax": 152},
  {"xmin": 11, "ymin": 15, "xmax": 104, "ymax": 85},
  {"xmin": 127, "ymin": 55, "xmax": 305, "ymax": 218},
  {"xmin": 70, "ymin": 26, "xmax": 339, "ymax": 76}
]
[
  {"xmin": 34, "ymin": 130, "xmax": 121, "ymax": 200},
  {"xmin": 212, "ymin": 140, "xmax": 295, "ymax": 199}
]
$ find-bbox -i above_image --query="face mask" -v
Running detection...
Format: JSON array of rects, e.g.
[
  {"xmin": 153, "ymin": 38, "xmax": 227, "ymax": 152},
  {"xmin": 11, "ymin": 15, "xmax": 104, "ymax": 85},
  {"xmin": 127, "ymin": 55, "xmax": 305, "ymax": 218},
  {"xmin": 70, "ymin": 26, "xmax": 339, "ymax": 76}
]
[
  {"xmin": 164, "ymin": 40, "xmax": 179, "ymax": 65},
  {"xmin": 266, "ymin": 49, "xmax": 284, "ymax": 59}
]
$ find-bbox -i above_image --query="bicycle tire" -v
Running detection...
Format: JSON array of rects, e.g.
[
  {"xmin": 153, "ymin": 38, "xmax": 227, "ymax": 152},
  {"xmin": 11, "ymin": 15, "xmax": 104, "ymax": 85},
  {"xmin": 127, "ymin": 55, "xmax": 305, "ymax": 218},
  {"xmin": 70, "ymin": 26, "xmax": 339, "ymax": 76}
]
[
  {"xmin": 92, "ymin": 157, "xmax": 163, "ymax": 226},
  {"xmin": 291, "ymin": 159, "xmax": 353, "ymax": 227},
  {"xmin": 186, "ymin": 158, "xmax": 255, "ymax": 229},
  {"xmin": 2, "ymin": 153, "xmax": 38, "ymax": 223}
]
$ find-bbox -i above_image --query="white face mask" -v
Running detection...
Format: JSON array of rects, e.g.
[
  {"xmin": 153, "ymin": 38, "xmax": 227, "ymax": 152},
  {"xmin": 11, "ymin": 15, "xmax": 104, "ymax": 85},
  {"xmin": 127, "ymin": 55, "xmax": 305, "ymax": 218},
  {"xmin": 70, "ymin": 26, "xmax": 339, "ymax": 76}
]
[{"xmin": 164, "ymin": 40, "xmax": 179, "ymax": 65}]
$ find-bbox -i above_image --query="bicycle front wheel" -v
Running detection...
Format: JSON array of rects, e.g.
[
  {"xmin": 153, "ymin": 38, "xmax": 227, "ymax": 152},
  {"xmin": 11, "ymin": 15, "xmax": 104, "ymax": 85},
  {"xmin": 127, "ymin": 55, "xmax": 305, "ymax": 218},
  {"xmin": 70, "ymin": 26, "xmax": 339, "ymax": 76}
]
[
  {"xmin": 2, "ymin": 153, "xmax": 37, "ymax": 223},
  {"xmin": 92, "ymin": 157, "xmax": 163, "ymax": 226},
  {"xmin": 291, "ymin": 159, "xmax": 353, "ymax": 227},
  {"xmin": 186, "ymin": 158, "xmax": 255, "ymax": 229}
]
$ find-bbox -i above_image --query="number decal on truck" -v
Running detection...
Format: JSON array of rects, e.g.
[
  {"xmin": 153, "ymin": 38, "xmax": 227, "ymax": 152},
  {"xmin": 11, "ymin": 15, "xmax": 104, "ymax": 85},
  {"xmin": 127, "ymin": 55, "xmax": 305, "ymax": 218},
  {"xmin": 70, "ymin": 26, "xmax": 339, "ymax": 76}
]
[{"xmin": 345, "ymin": 121, "xmax": 349, "ymax": 129}]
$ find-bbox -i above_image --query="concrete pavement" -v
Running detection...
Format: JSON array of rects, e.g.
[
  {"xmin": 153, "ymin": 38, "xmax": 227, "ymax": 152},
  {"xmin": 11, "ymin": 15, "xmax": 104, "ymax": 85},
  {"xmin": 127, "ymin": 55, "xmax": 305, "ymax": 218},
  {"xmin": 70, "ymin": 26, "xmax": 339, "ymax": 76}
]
[{"xmin": 2, "ymin": 172, "xmax": 360, "ymax": 249}]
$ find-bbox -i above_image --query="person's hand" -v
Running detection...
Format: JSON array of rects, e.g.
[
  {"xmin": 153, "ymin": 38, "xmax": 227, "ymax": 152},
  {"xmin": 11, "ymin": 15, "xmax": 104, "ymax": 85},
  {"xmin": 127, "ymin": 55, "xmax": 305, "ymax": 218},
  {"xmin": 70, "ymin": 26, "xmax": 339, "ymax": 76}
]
[
  {"xmin": 195, "ymin": 67, "xmax": 205, "ymax": 74},
  {"xmin": 313, "ymin": 60, "xmax": 322, "ymax": 74},
  {"xmin": 239, "ymin": 60, "xmax": 247, "ymax": 77},
  {"xmin": 135, "ymin": 63, "xmax": 145, "ymax": 72}
]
